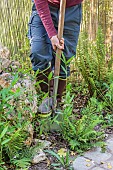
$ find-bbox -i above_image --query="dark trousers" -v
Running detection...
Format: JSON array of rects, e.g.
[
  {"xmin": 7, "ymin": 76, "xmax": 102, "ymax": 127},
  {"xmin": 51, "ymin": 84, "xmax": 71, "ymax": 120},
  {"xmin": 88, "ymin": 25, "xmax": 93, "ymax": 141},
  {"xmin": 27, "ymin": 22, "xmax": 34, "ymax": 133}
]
[{"xmin": 28, "ymin": 4, "xmax": 82, "ymax": 79}]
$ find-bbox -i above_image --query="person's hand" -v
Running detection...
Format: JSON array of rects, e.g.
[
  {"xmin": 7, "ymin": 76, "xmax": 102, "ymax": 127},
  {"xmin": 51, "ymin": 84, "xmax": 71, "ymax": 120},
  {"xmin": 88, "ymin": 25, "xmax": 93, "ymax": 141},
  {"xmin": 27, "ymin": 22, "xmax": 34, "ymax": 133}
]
[{"xmin": 50, "ymin": 35, "xmax": 64, "ymax": 51}]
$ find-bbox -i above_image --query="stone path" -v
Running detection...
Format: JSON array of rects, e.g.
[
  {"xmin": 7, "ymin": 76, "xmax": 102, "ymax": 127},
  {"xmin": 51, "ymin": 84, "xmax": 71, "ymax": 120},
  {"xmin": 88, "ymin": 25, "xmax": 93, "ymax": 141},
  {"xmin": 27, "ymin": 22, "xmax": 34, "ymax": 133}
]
[{"xmin": 73, "ymin": 134, "xmax": 113, "ymax": 170}]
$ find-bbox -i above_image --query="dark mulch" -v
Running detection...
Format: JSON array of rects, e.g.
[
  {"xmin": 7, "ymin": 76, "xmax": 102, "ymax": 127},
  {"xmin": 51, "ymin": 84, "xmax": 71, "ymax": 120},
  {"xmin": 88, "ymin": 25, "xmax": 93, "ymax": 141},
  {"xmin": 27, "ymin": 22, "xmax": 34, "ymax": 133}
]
[{"xmin": 29, "ymin": 132, "xmax": 69, "ymax": 170}]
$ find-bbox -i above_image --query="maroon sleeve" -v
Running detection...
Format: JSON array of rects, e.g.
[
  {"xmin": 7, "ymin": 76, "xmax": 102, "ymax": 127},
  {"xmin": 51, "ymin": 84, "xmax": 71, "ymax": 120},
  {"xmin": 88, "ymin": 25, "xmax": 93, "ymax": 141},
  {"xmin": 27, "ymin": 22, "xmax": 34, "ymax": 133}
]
[{"xmin": 34, "ymin": 0, "xmax": 57, "ymax": 39}]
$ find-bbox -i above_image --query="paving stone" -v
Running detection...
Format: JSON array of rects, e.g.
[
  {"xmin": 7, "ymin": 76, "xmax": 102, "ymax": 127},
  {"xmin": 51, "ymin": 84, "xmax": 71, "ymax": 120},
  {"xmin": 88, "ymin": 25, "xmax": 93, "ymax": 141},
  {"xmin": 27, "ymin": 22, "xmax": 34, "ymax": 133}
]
[
  {"xmin": 73, "ymin": 134, "xmax": 113, "ymax": 170},
  {"xmin": 100, "ymin": 161, "xmax": 113, "ymax": 170},
  {"xmin": 73, "ymin": 156, "xmax": 95, "ymax": 170},
  {"xmin": 92, "ymin": 168, "xmax": 104, "ymax": 170},
  {"xmin": 106, "ymin": 138, "xmax": 113, "ymax": 154},
  {"xmin": 84, "ymin": 147, "xmax": 111, "ymax": 164}
]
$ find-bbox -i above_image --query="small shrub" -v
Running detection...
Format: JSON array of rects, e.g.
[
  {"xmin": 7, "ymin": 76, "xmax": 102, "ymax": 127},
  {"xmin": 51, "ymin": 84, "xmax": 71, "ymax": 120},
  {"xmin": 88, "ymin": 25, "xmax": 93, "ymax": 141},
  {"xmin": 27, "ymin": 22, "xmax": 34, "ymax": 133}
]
[
  {"xmin": 0, "ymin": 74, "xmax": 35, "ymax": 168},
  {"xmin": 77, "ymin": 27, "xmax": 113, "ymax": 97},
  {"xmin": 60, "ymin": 84, "xmax": 105, "ymax": 152}
]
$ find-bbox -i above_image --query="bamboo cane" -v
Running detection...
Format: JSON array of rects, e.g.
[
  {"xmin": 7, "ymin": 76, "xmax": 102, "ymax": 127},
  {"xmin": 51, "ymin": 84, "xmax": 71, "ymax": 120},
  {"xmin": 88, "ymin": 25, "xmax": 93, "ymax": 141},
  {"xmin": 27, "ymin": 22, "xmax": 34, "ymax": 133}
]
[{"xmin": 53, "ymin": 0, "xmax": 66, "ymax": 112}]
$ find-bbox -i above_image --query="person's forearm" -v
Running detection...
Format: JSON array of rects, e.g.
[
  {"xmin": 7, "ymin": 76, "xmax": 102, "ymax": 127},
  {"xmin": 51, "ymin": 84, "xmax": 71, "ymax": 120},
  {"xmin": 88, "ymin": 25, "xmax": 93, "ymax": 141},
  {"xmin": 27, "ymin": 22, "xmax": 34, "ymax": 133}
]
[{"xmin": 34, "ymin": 0, "xmax": 57, "ymax": 38}]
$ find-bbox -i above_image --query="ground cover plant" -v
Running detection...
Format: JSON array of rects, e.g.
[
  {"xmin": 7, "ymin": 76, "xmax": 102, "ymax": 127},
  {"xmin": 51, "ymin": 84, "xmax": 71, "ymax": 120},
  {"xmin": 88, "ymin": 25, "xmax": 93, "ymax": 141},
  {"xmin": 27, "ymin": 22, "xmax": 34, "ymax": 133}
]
[{"xmin": 0, "ymin": 27, "xmax": 113, "ymax": 170}]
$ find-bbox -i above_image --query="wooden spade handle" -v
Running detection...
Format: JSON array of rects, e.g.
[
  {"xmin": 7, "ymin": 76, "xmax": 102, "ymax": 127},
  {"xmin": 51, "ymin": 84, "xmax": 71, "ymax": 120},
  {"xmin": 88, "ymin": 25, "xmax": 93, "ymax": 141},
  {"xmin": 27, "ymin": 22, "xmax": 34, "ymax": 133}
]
[
  {"xmin": 54, "ymin": 0, "xmax": 66, "ymax": 77},
  {"xmin": 53, "ymin": 0, "xmax": 66, "ymax": 110}
]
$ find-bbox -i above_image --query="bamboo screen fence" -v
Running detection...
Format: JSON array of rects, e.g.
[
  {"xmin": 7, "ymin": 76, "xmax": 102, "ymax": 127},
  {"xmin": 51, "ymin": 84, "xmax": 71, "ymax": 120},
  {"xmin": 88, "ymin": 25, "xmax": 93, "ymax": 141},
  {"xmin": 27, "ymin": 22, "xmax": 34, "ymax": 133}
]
[{"xmin": 0, "ymin": 0, "xmax": 113, "ymax": 56}]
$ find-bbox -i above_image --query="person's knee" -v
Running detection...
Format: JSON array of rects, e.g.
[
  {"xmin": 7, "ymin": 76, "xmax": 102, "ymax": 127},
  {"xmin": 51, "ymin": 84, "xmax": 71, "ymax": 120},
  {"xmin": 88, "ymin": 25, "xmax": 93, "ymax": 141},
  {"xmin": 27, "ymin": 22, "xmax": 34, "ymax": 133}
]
[{"xmin": 30, "ymin": 52, "xmax": 49, "ymax": 71}]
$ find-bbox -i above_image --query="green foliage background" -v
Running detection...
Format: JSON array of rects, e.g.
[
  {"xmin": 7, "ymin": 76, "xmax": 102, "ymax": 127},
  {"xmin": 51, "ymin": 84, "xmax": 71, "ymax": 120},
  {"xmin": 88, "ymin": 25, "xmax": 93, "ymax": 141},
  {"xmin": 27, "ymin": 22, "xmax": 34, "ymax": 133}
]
[
  {"xmin": 0, "ymin": 0, "xmax": 113, "ymax": 56},
  {"xmin": 0, "ymin": 0, "xmax": 31, "ymax": 55}
]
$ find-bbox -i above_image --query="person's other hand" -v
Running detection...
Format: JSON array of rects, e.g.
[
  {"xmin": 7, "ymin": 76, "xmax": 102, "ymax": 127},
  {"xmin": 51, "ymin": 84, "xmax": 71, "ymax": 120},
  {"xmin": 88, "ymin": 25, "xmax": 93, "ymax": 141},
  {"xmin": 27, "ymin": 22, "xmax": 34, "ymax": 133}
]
[{"xmin": 50, "ymin": 35, "xmax": 64, "ymax": 51}]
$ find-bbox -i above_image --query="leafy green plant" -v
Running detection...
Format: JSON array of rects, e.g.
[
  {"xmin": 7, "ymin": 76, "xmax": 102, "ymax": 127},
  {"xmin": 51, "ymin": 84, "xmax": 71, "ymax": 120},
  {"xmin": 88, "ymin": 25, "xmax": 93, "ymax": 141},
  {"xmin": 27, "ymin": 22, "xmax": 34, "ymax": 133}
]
[
  {"xmin": 45, "ymin": 150, "xmax": 73, "ymax": 170},
  {"xmin": 77, "ymin": 27, "xmax": 113, "ymax": 97},
  {"xmin": 0, "ymin": 74, "xmax": 34, "ymax": 168},
  {"xmin": 59, "ymin": 83, "xmax": 105, "ymax": 152},
  {"xmin": 0, "ymin": 124, "xmax": 10, "ymax": 165},
  {"xmin": 0, "ymin": 119, "xmax": 29, "ymax": 164},
  {"xmin": 12, "ymin": 158, "xmax": 31, "ymax": 169},
  {"xmin": 104, "ymin": 82, "xmax": 113, "ymax": 108}
]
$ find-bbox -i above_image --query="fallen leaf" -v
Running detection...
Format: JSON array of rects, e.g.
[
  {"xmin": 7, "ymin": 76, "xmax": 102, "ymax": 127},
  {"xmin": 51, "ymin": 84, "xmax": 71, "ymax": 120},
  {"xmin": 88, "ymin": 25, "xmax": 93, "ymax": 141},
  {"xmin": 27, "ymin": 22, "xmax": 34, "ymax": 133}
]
[
  {"xmin": 47, "ymin": 159, "xmax": 50, "ymax": 166},
  {"xmin": 71, "ymin": 151, "xmax": 76, "ymax": 156},
  {"xmin": 86, "ymin": 164, "xmax": 91, "ymax": 167},
  {"xmin": 107, "ymin": 163, "xmax": 112, "ymax": 169},
  {"xmin": 58, "ymin": 148, "xmax": 67, "ymax": 157},
  {"xmin": 24, "ymin": 137, "xmax": 32, "ymax": 146},
  {"xmin": 85, "ymin": 159, "xmax": 91, "ymax": 162}
]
